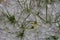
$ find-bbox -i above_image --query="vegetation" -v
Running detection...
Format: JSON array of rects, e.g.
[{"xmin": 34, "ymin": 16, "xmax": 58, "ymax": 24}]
[
  {"xmin": 0, "ymin": 0, "xmax": 60, "ymax": 40},
  {"xmin": 45, "ymin": 36, "xmax": 58, "ymax": 40}
]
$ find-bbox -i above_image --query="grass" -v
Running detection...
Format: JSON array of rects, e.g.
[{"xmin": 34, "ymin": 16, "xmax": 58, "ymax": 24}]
[
  {"xmin": 37, "ymin": 0, "xmax": 41, "ymax": 7},
  {"xmin": 36, "ymin": 12, "xmax": 46, "ymax": 22},
  {"xmin": 7, "ymin": 15, "xmax": 16, "ymax": 24},
  {"xmin": 16, "ymin": 24, "xmax": 25, "ymax": 40},
  {"xmin": 32, "ymin": 21, "xmax": 38, "ymax": 27},
  {"xmin": 2, "ymin": 12, "xmax": 16, "ymax": 24},
  {"xmin": 16, "ymin": 31, "xmax": 24, "ymax": 40},
  {"xmin": 1, "ymin": 0, "xmax": 60, "ymax": 40},
  {"xmin": 46, "ymin": 0, "xmax": 48, "ymax": 23},
  {"xmin": 55, "ymin": 14, "xmax": 60, "ymax": 22},
  {"xmin": 25, "ymin": 7, "xmax": 31, "ymax": 13},
  {"xmin": 58, "ymin": 24, "xmax": 60, "ymax": 29},
  {"xmin": 45, "ymin": 36, "xmax": 58, "ymax": 40}
]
